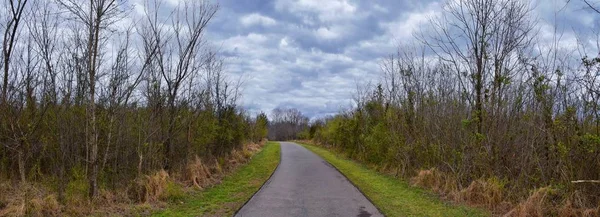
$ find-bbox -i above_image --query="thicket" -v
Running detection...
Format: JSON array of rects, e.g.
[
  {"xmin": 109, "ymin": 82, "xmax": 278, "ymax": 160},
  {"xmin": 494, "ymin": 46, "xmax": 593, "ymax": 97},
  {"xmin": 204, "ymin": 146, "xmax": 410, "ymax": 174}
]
[
  {"xmin": 0, "ymin": 0, "xmax": 268, "ymax": 214},
  {"xmin": 310, "ymin": 0, "xmax": 600, "ymax": 215}
]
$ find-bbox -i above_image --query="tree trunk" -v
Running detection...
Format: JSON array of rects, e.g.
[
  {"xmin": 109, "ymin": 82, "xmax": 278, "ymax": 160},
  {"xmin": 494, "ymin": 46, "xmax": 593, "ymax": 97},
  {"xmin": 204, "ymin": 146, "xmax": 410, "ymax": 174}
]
[
  {"xmin": 102, "ymin": 114, "xmax": 115, "ymax": 171},
  {"xmin": 88, "ymin": 16, "xmax": 101, "ymax": 199},
  {"xmin": 164, "ymin": 96, "xmax": 176, "ymax": 171},
  {"xmin": 18, "ymin": 151, "xmax": 25, "ymax": 183},
  {"xmin": 476, "ymin": 58, "xmax": 484, "ymax": 135}
]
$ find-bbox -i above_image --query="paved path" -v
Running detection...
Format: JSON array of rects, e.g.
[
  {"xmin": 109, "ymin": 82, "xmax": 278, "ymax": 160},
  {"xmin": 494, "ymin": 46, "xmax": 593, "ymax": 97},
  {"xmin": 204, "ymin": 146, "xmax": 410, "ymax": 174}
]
[{"xmin": 235, "ymin": 142, "xmax": 383, "ymax": 217}]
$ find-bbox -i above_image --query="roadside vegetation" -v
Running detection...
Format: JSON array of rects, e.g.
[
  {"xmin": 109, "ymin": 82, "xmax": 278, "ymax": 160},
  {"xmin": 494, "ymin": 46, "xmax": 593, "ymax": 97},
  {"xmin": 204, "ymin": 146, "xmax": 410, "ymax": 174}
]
[
  {"xmin": 153, "ymin": 141, "xmax": 280, "ymax": 217},
  {"xmin": 296, "ymin": 0, "xmax": 600, "ymax": 216},
  {"xmin": 0, "ymin": 0, "xmax": 272, "ymax": 216},
  {"xmin": 298, "ymin": 142, "xmax": 487, "ymax": 217},
  {"xmin": 2, "ymin": 0, "xmax": 600, "ymax": 216}
]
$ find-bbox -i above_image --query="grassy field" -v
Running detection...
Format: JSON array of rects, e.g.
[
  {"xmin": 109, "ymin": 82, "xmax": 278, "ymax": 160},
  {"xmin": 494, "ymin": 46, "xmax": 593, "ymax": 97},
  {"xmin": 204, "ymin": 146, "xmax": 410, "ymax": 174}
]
[
  {"xmin": 298, "ymin": 142, "xmax": 489, "ymax": 217},
  {"xmin": 152, "ymin": 141, "xmax": 280, "ymax": 217}
]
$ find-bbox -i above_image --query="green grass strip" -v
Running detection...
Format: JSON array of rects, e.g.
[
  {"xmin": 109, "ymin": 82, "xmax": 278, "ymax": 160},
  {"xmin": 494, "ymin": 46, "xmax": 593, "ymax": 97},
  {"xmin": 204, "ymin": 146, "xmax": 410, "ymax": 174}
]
[
  {"xmin": 298, "ymin": 142, "xmax": 489, "ymax": 217},
  {"xmin": 153, "ymin": 141, "xmax": 280, "ymax": 217}
]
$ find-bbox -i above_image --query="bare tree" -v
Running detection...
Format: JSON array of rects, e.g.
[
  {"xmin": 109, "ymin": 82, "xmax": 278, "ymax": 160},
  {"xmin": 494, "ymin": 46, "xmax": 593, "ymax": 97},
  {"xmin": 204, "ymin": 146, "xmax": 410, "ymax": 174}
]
[
  {"xmin": 421, "ymin": 0, "xmax": 535, "ymax": 135},
  {"xmin": 582, "ymin": 0, "xmax": 600, "ymax": 13},
  {"xmin": 57, "ymin": 0, "xmax": 124, "ymax": 198},
  {"xmin": 1, "ymin": 0, "xmax": 28, "ymax": 103},
  {"xmin": 0, "ymin": 0, "xmax": 45, "ymax": 184},
  {"xmin": 142, "ymin": 0, "xmax": 218, "ymax": 170}
]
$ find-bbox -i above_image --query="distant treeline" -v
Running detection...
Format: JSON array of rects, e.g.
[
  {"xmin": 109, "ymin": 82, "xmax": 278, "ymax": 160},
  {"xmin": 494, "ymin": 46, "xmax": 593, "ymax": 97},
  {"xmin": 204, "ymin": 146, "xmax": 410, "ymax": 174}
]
[{"xmin": 267, "ymin": 108, "xmax": 309, "ymax": 141}]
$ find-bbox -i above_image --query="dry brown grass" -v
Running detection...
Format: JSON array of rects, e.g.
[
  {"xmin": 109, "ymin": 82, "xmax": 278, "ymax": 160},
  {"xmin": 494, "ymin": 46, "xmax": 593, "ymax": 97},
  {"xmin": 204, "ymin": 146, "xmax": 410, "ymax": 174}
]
[
  {"xmin": 457, "ymin": 178, "xmax": 506, "ymax": 210},
  {"xmin": 0, "ymin": 141, "xmax": 267, "ymax": 217},
  {"xmin": 224, "ymin": 141, "xmax": 265, "ymax": 171},
  {"xmin": 246, "ymin": 141, "xmax": 262, "ymax": 153},
  {"xmin": 228, "ymin": 149, "xmax": 246, "ymax": 168},
  {"xmin": 503, "ymin": 187, "xmax": 553, "ymax": 217},
  {"xmin": 128, "ymin": 169, "xmax": 170, "ymax": 203},
  {"xmin": 411, "ymin": 168, "xmax": 512, "ymax": 214},
  {"xmin": 557, "ymin": 191, "xmax": 600, "ymax": 217},
  {"xmin": 184, "ymin": 156, "xmax": 217, "ymax": 189},
  {"xmin": 410, "ymin": 168, "xmax": 459, "ymax": 197},
  {"xmin": 0, "ymin": 182, "xmax": 62, "ymax": 217},
  {"xmin": 0, "ymin": 191, "xmax": 26, "ymax": 217},
  {"xmin": 181, "ymin": 141, "xmax": 266, "ymax": 190},
  {"xmin": 411, "ymin": 168, "xmax": 443, "ymax": 190},
  {"xmin": 504, "ymin": 187, "xmax": 600, "ymax": 217},
  {"xmin": 27, "ymin": 194, "xmax": 61, "ymax": 217},
  {"xmin": 409, "ymin": 169, "xmax": 600, "ymax": 217}
]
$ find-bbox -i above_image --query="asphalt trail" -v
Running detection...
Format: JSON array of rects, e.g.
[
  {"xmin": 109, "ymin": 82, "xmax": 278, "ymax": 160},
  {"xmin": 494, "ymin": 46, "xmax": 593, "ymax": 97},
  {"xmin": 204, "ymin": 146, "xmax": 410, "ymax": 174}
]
[{"xmin": 235, "ymin": 142, "xmax": 383, "ymax": 217}]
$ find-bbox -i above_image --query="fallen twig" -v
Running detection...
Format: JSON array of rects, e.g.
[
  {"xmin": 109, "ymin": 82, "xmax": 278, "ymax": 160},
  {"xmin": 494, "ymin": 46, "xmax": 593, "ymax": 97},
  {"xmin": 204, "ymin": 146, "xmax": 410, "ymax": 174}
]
[{"xmin": 571, "ymin": 180, "xmax": 600, "ymax": 184}]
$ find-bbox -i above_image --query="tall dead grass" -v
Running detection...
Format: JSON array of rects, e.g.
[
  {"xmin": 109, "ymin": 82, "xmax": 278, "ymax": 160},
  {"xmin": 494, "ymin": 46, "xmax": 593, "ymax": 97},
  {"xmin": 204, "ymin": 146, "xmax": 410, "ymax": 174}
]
[
  {"xmin": 182, "ymin": 141, "xmax": 264, "ymax": 190},
  {"xmin": 504, "ymin": 187, "xmax": 555, "ymax": 217},
  {"xmin": 184, "ymin": 157, "xmax": 217, "ymax": 189},
  {"xmin": 0, "ymin": 182, "xmax": 61, "ymax": 217},
  {"xmin": 505, "ymin": 188, "xmax": 600, "ymax": 217},
  {"xmin": 411, "ymin": 168, "xmax": 600, "ymax": 217},
  {"xmin": 128, "ymin": 169, "xmax": 170, "ymax": 203},
  {"xmin": 456, "ymin": 177, "xmax": 508, "ymax": 211},
  {"xmin": 0, "ymin": 141, "xmax": 266, "ymax": 217}
]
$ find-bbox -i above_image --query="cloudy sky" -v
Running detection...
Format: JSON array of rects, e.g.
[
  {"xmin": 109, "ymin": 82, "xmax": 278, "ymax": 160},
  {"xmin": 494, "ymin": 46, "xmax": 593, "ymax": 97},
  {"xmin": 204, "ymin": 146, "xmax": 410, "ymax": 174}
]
[{"xmin": 195, "ymin": 0, "xmax": 599, "ymax": 119}]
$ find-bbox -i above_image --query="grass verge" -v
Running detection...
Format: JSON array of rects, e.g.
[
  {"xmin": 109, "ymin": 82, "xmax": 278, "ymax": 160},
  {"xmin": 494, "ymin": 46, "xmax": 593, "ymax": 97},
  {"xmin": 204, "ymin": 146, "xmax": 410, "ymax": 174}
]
[
  {"xmin": 152, "ymin": 141, "xmax": 280, "ymax": 217},
  {"xmin": 297, "ymin": 142, "xmax": 489, "ymax": 217}
]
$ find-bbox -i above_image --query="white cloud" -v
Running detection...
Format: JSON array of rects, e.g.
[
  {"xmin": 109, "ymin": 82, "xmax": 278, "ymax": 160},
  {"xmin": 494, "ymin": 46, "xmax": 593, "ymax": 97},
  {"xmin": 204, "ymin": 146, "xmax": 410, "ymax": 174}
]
[
  {"xmin": 220, "ymin": 33, "xmax": 273, "ymax": 54},
  {"xmin": 279, "ymin": 37, "xmax": 289, "ymax": 48},
  {"xmin": 240, "ymin": 13, "xmax": 277, "ymax": 27},
  {"xmin": 247, "ymin": 33, "xmax": 269, "ymax": 43},
  {"xmin": 275, "ymin": 0, "xmax": 357, "ymax": 22},
  {"xmin": 373, "ymin": 4, "xmax": 389, "ymax": 13},
  {"xmin": 165, "ymin": 0, "xmax": 182, "ymax": 7},
  {"xmin": 315, "ymin": 27, "xmax": 340, "ymax": 40},
  {"xmin": 381, "ymin": 2, "xmax": 441, "ymax": 41},
  {"xmin": 131, "ymin": 1, "xmax": 146, "ymax": 16}
]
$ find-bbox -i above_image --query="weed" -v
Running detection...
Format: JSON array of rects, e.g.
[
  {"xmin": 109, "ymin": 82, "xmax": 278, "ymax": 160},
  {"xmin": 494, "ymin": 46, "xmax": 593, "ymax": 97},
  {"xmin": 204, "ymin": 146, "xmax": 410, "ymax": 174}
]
[{"xmin": 184, "ymin": 157, "xmax": 214, "ymax": 189}]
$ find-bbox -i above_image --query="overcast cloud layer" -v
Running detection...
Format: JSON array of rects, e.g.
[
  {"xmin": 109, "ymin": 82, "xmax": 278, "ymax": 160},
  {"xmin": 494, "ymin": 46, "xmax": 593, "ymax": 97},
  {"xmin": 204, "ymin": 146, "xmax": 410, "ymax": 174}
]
[{"xmin": 193, "ymin": 0, "xmax": 599, "ymax": 119}]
